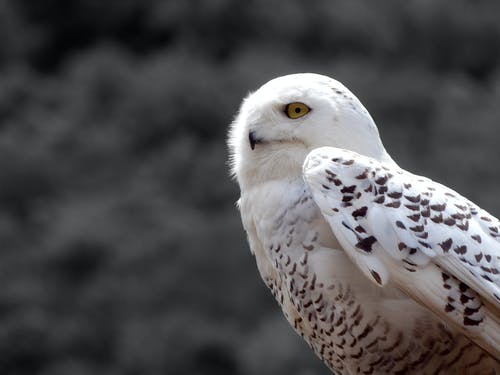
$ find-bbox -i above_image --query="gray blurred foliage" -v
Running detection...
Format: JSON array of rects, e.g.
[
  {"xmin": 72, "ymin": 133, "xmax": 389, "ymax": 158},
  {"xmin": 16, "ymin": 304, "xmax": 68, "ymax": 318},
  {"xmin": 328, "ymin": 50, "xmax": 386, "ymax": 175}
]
[{"xmin": 0, "ymin": 1, "xmax": 500, "ymax": 374}]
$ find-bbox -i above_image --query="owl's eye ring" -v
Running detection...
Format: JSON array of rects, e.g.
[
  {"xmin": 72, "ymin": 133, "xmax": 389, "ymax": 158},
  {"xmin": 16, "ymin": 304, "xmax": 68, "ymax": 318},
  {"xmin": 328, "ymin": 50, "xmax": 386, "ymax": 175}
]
[{"xmin": 284, "ymin": 102, "xmax": 310, "ymax": 119}]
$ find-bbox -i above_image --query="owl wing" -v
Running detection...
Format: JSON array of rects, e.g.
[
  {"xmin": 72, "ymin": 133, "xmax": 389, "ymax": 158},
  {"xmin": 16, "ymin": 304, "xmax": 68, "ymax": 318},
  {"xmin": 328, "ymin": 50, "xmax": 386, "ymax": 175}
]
[{"xmin": 303, "ymin": 146, "xmax": 500, "ymax": 359}]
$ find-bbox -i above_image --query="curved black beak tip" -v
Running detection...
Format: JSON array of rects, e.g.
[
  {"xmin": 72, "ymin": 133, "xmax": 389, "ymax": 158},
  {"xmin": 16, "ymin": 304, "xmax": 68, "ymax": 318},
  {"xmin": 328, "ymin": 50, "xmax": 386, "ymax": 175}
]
[{"xmin": 249, "ymin": 131, "xmax": 258, "ymax": 150}]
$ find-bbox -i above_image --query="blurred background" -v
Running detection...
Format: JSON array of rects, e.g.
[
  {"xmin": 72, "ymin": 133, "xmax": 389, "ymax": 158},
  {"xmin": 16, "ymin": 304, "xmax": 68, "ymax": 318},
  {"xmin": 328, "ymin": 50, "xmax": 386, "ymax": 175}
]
[{"xmin": 1, "ymin": 1, "xmax": 500, "ymax": 374}]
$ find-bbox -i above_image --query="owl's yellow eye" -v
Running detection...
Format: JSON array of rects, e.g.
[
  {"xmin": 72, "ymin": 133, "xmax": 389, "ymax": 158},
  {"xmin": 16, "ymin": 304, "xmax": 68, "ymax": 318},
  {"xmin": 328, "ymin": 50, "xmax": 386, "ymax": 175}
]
[{"xmin": 285, "ymin": 102, "xmax": 310, "ymax": 119}]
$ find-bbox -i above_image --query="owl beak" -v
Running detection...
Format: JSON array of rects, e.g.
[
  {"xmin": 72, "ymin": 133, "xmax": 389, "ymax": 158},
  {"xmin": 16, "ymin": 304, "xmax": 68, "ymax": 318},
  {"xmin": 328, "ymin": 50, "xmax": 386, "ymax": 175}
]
[{"xmin": 249, "ymin": 131, "xmax": 262, "ymax": 150}]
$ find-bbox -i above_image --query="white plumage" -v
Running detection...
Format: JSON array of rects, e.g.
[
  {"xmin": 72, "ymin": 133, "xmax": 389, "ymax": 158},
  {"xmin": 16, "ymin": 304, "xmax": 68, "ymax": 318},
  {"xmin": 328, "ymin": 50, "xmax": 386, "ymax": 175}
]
[{"xmin": 228, "ymin": 73, "xmax": 500, "ymax": 374}]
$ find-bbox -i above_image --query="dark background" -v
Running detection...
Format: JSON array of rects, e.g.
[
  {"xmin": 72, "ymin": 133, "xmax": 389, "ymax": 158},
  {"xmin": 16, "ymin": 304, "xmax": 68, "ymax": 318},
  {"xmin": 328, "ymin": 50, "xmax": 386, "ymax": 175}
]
[{"xmin": 1, "ymin": 1, "xmax": 500, "ymax": 374}]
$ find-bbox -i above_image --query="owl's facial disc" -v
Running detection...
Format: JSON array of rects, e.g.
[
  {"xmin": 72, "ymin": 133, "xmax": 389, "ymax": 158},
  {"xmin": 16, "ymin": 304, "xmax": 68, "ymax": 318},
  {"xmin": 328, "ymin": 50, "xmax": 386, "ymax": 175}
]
[{"xmin": 248, "ymin": 101, "xmax": 311, "ymax": 150}]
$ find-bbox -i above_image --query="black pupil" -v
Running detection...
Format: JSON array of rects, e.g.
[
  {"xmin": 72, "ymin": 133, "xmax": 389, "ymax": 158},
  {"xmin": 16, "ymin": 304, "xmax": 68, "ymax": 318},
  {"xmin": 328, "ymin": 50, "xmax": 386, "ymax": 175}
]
[{"xmin": 294, "ymin": 107, "xmax": 301, "ymax": 113}]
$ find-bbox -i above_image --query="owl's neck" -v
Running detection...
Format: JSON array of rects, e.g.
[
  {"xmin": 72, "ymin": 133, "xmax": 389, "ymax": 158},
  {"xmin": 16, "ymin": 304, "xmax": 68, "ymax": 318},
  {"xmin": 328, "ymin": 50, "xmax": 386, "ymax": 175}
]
[
  {"xmin": 237, "ymin": 142, "xmax": 309, "ymax": 191},
  {"xmin": 237, "ymin": 141, "xmax": 396, "ymax": 192}
]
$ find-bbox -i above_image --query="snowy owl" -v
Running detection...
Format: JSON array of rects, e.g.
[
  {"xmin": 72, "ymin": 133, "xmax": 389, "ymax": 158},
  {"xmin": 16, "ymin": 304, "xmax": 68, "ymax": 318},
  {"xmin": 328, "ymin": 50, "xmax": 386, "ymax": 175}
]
[{"xmin": 228, "ymin": 73, "xmax": 500, "ymax": 374}]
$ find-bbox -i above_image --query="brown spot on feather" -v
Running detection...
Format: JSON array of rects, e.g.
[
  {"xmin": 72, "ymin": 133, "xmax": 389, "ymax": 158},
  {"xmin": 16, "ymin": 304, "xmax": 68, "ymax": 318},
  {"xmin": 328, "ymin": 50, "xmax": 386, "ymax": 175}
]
[
  {"xmin": 355, "ymin": 225, "xmax": 366, "ymax": 233},
  {"xmin": 375, "ymin": 176, "xmax": 388, "ymax": 185},
  {"xmin": 352, "ymin": 206, "xmax": 368, "ymax": 218},
  {"xmin": 370, "ymin": 270, "xmax": 382, "ymax": 285},
  {"xmin": 439, "ymin": 238, "xmax": 453, "ymax": 253},
  {"xmin": 404, "ymin": 194, "xmax": 420, "ymax": 203},
  {"xmin": 356, "ymin": 236, "xmax": 377, "ymax": 253},
  {"xmin": 396, "ymin": 221, "xmax": 406, "ymax": 229},
  {"xmin": 430, "ymin": 203, "xmax": 446, "ymax": 211},
  {"xmin": 463, "ymin": 317, "xmax": 481, "ymax": 326},
  {"xmin": 355, "ymin": 170, "xmax": 368, "ymax": 179},
  {"xmin": 445, "ymin": 304, "xmax": 455, "ymax": 312},
  {"xmin": 407, "ymin": 213, "xmax": 421, "ymax": 222},
  {"xmin": 443, "ymin": 217, "xmax": 456, "ymax": 226},
  {"xmin": 387, "ymin": 191, "xmax": 402, "ymax": 199},
  {"xmin": 341, "ymin": 185, "xmax": 356, "ymax": 194},
  {"xmin": 431, "ymin": 214, "xmax": 443, "ymax": 223},
  {"xmin": 385, "ymin": 201, "xmax": 401, "ymax": 208},
  {"xmin": 471, "ymin": 234, "xmax": 482, "ymax": 243}
]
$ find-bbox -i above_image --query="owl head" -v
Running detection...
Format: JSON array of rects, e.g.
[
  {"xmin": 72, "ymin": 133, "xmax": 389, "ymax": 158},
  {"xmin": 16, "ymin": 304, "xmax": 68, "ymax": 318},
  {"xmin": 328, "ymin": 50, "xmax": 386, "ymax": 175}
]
[{"xmin": 228, "ymin": 73, "xmax": 393, "ymax": 189}]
